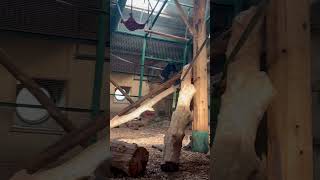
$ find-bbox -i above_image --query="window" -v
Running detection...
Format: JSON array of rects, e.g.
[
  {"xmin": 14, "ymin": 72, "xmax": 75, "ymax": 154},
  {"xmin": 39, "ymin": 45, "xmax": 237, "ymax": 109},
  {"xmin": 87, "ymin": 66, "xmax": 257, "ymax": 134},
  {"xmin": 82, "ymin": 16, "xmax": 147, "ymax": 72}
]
[
  {"xmin": 12, "ymin": 79, "xmax": 66, "ymax": 135},
  {"xmin": 114, "ymin": 86, "xmax": 131, "ymax": 101},
  {"xmin": 16, "ymin": 87, "xmax": 51, "ymax": 125}
]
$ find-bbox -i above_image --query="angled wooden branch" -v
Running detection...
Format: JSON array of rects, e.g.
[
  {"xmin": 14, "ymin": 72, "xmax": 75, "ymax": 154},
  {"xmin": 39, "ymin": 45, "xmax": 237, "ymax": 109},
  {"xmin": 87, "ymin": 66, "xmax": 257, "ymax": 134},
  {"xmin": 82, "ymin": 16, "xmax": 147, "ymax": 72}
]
[
  {"xmin": 110, "ymin": 78, "xmax": 134, "ymax": 104},
  {"xmin": 110, "ymin": 86, "xmax": 177, "ymax": 128},
  {"xmin": 173, "ymin": 0, "xmax": 195, "ymax": 36},
  {"xmin": 118, "ymin": 73, "xmax": 181, "ymax": 116}
]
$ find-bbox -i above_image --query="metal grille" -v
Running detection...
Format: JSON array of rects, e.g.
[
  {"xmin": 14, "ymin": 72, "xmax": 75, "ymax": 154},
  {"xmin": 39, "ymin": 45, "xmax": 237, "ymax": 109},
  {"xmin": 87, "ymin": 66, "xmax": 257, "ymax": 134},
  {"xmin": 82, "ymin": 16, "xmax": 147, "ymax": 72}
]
[
  {"xmin": 0, "ymin": 0, "xmax": 101, "ymax": 40},
  {"xmin": 111, "ymin": 32, "xmax": 185, "ymax": 60}
]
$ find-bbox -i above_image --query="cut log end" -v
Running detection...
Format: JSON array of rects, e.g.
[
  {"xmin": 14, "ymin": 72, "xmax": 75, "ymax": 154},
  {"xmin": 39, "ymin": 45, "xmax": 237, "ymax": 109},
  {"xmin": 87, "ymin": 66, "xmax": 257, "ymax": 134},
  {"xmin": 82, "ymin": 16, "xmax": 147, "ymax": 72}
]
[
  {"xmin": 111, "ymin": 141, "xmax": 149, "ymax": 177},
  {"xmin": 128, "ymin": 147, "xmax": 149, "ymax": 177}
]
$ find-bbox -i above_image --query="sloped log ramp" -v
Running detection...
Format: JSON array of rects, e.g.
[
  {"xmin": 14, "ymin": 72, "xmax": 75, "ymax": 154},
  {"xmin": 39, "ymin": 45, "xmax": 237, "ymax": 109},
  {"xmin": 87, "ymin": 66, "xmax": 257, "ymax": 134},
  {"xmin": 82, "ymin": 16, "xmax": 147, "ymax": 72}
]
[{"xmin": 111, "ymin": 140, "xmax": 149, "ymax": 177}]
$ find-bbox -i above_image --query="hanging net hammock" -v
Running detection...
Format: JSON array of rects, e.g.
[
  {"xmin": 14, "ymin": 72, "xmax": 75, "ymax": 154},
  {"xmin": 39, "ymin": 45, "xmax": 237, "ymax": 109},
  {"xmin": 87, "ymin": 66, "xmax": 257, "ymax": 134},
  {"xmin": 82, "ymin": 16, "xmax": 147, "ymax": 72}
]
[{"xmin": 116, "ymin": 0, "xmax": 160, "ymax": 31}]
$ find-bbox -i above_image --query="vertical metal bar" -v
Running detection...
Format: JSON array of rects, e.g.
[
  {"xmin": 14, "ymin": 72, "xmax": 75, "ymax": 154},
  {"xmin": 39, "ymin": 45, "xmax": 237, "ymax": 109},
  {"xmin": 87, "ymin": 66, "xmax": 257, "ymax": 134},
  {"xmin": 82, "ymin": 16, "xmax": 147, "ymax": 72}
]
[
  {"xmin": 91, "ymin": 0, "xmax": 107, "ymax": 119},
  {"xmin": 138, "ymin": 37, "xmax": 147, "ymax": 97}
]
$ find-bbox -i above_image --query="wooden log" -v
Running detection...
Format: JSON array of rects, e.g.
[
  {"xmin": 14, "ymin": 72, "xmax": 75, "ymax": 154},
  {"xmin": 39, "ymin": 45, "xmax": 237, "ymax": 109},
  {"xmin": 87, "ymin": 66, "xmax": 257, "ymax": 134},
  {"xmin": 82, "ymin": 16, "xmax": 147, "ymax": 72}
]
[
  {"xmin": 110, "ymin": 86, "xmax": 176, "ymax": 128},
  {"xmin": 161, "ymin": 65, "xmax": 196, "ymax": 172},
  {"xmin": 192, "ymin": 0, "xmax": 209, "ymax": 153},
  {"xmin": 0, "ymin": 48, "xmax": 77, "ymax": 133},
  {"xmin": 144, "ymin": 29, "xmax": 189, "ymax": 42},
  {"xmin": 266, "ymin": 0, "xmax": 313, "ymax": 179},
  {"xmin": 211, "ymin": 7, "xmax": 275, "ymax": 180},
  {"xmin": 111, "ymin": 140, "xmax": 149, "ymax": 177},
  {"xmin": 117, "ymin": 73, "xmax": 181, "ymax": 116}
]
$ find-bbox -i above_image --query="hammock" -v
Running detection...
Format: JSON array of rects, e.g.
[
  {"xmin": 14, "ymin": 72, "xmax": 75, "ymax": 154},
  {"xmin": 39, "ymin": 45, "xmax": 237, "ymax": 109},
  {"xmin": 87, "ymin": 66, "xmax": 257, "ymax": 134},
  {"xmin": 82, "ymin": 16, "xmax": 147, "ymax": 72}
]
[{"xmin": 116, "ymin": 0, "xmax": 160, "ymax": 31}]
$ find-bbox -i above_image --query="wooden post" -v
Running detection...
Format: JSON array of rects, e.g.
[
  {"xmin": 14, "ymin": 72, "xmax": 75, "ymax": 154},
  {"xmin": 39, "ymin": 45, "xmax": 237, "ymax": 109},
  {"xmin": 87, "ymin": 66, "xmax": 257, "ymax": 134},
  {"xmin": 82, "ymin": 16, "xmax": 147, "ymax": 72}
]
[
  {"xmin": 266, "ymin": 0, "xmax": 313, "ymax": 179},
  {"xmin": 144, "ymin": 29, "xmax": 189, "ymax": 42},
  {"xmin": 191, "ymin": 0, "xmax": 209, "ymax": 153}
]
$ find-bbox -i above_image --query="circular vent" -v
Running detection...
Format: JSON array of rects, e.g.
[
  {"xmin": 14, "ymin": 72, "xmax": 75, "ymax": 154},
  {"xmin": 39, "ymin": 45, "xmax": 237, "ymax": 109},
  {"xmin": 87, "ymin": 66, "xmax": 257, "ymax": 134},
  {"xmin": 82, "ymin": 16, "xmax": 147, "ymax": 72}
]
[
  {"xmin": 114, "ymin": 88, "xmax": 126, "ymax": 101},
  {"xmin": 16, "ymin": 88, "xmax": 50, "ymax": 125}
]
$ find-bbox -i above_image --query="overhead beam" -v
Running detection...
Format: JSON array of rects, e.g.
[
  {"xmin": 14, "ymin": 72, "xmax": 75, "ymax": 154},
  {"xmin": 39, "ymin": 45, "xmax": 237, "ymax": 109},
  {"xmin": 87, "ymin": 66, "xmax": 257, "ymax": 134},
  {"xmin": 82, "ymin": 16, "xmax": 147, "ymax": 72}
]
[{"xmin": 266, "ymin": 0, "xmax": 313, "ymax": 179}]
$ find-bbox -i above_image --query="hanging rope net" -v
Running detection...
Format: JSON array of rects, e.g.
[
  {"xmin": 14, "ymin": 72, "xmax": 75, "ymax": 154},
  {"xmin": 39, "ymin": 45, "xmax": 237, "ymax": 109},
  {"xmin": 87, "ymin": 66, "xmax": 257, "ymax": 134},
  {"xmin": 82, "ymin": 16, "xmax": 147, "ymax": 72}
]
[
  {"xmin": 116, "ymin": 0, "xmax": 160, "ymax": 31},
  {"xmin": 121, "ymin": 13, "xmax": 146, "ymax": 31}
]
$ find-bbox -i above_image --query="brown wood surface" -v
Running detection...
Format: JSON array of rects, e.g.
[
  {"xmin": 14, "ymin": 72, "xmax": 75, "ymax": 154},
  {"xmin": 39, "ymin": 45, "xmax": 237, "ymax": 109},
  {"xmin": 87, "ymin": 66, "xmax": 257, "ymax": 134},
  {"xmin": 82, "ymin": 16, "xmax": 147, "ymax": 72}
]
[
  {"xmin": 192, "ymin": 0, "xmax": 209, "ymax": 133},
  {"xmin": 266, "ymin": 0, "xmax": 313, "ymax": 179},
  {"xmin": 111, "ymin": 140, "xmax": 149, "ymax": 177}
]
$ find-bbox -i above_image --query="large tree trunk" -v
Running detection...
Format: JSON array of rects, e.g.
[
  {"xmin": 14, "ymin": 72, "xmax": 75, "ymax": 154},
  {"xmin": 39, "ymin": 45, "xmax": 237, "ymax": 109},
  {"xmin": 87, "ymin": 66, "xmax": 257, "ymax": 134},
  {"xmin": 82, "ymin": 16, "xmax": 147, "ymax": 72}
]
[
  {"xmin": 161, "ymin": 65, "xmax": 196, "ymax": 172},
  {"xmin": 111, "ymin": 140, "xmax": 149, "ymax": 177},
  {"xmin": 211, "ymin": 7, "xmax": 275, "ymax": 180}
]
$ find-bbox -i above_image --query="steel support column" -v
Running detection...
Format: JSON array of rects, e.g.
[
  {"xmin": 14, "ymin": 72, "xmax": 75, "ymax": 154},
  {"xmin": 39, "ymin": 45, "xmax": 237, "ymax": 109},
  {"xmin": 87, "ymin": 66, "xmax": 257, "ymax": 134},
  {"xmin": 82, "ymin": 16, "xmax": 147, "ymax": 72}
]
[{"xmin": 91, "ymin": 0, "xmax": 107, "ymax": 119}]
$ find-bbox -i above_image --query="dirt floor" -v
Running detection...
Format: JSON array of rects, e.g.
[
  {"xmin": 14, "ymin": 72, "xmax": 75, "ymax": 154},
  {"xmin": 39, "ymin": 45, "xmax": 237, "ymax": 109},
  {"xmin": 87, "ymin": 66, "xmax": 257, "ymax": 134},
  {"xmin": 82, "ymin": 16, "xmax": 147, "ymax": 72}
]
[{"xmin": 110, "ymin": 118, "xmax": 209, "ymax": 180}]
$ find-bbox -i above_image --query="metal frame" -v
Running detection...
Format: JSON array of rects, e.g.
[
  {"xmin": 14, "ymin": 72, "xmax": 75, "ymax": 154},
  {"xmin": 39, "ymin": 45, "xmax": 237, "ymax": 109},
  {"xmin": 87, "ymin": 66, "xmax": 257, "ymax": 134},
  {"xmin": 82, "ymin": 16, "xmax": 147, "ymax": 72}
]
[
  {"xmin": 136, "ymin": 0, "xmax": 192, "ymax": 97},
  {"xmin": 90, "ymin": 0, "xmax": 108, "ymax": 120}
]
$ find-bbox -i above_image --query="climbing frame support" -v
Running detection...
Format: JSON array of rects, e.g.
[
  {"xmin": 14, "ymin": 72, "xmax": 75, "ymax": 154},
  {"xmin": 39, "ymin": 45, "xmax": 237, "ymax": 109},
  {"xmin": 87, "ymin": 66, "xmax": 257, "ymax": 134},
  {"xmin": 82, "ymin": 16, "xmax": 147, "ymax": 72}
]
[
  {"xmin": 191, "ymin": 0, "xmax": 209, "ymax": 153},
  {"xmin": 266, "ymin": 0, "xmax": 313, "ymax": 179}
]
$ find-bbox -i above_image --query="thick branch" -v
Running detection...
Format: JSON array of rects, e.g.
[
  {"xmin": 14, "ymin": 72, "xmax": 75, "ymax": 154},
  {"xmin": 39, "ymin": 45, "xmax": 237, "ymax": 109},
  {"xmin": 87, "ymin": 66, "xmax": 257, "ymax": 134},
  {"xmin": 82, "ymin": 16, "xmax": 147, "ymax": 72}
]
[
  {"xmin": 118, "ymin": 73, "xmax": 181, "ymax": 116},
  {"xmin": 110, "ymin": 86, "xmax": 177, "ymax": 128}
]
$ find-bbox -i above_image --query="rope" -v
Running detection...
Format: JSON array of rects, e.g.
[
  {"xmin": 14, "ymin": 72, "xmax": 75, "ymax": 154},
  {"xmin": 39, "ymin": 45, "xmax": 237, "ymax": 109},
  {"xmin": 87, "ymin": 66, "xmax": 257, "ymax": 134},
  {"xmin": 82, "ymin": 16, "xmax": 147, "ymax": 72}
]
[{"xmin": 116, "ymin": 0, "xmax": 125, "ymax": 19}]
